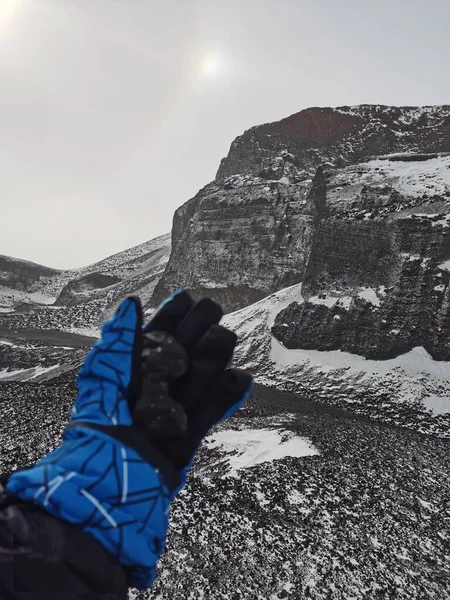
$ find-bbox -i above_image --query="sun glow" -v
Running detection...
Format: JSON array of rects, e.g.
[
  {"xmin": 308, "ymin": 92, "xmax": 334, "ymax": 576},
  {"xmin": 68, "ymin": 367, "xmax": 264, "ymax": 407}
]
[
  {"xmin": 0, "ymin": 0, "xmax": 22, "ymax": 36},
  {"xmin": 199, "ymin": 53, "xmax": 222, "ymax": 78}
]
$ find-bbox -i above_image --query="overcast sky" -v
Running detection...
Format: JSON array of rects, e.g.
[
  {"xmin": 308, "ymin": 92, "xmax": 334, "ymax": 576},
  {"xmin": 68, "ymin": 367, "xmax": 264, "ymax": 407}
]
[{"xmin": 1, "ymin": 0, "xmax": 449, "ymax": 269}]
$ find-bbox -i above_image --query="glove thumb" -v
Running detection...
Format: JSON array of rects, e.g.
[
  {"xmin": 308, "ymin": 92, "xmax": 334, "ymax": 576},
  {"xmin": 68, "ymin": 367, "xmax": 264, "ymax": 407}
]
[{"xmin": 78, "ymin": 296, "xmax": 143, "ymax": 394}]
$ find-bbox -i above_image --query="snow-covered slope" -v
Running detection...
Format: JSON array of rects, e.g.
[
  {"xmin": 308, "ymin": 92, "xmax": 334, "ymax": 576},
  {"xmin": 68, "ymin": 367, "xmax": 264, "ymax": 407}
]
[
  {"xmin": 327, "ymin": 153, "xmax": 450, "ymax": 216},
  {"xmin": 203, "ymin": 426, "xmax": 318, "ymax": 476},
  {"xmin": 223, "ymin": 284, "xmax": 450, "ymax": 436},
  {"xmin": 0, "ymin": 233, "xmax": 171, "ymax": 332},
  {"xmin": 0, "ymin": 254, "xmax": 60, "ymax": 311},
  {"xmin": 31, "ymin": 233, "xmax": 171, "ymax": 299},
  {"xmin": 0, "ymin": 287, "xmax": 57, "ymax": 312}
]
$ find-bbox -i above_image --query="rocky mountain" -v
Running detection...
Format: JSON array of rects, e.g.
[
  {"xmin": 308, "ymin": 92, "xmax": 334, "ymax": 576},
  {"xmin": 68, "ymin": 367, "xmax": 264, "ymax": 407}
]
[
  {"xmin": 0, "ymin": 234, "xmax": 170, "ymax": 382},
  {"xmin": 0, "ymin": 255, "xmax": 61, "ymax": 311},
  {"xmin": 2, "ymin": 105, "xmax": 450, "ymax": 425},
  {"xmin": 153, "ymin": 105, "xmax": 450, "ymax": 312},
  {"xmin": 2, "ymin": 106, "xmax": 450, "ymax": 426},
  {"xmin": 216, "ymin": 105, "xmax": 450, "ymax": 180},
  {"xmin": 0, "ymin": 254, "xmax": 60, "ymax": 292},
  {"xmin": 1, "ymin": 105, "xmax": 450, "ymax": 600},
  {"xmin": 0, "ymin": 233, "xmax": 171, "ymax": 335},
  {"xmin": 272, "ymin": 156, "xmax": 450, "ymax": 362}
]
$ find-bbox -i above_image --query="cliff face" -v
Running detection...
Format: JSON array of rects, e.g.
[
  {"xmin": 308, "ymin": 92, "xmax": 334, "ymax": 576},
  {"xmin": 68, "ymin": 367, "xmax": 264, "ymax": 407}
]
[
  {"xmin": 154, "ymin": 105, "xmax": 450, "ymax": 311},
  {"xmin": 272, "ymin": 154, "xmax": 450, "ymax": 360},
  {"xmin": 153, "ymin": 176, "xmax": 315, "ymax": 311},
  {"xmin": 217, "ymin": 105, "xmax": 450, "ymax": 180}
]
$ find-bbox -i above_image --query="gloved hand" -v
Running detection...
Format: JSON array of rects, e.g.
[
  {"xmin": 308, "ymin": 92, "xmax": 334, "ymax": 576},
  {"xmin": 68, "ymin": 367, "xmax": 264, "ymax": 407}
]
[{"xmin": 5, "ymin": 291, "xmax": 252, "ymax": 589}]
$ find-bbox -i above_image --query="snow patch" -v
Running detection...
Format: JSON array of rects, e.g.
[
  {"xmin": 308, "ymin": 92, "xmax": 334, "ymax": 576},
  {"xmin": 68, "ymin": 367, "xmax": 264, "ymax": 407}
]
[
  {"xmin": 63, "ymin": 327, "xmax": 101, "ymax": 339},
  {"xmin": 0, "ymin": 368, "xmax": 27, "ymax": 380},
  {"xmin": 307, "ymin": 287, "xmax": 383, "ymax": 310},
  {"xmin": 205, "ymin": 428, "xmax": 319, "ymax": 475},
  {"xmin": 224, "ymin": 282, "xmax": 450, "ymax": 430},
  {"xmin": 309, "ymin": 294, "xmax": 340, "ymax": 308},
  {"xmin": 271, "ymin": 340, "xmax": 450, "ymax": 382},
  {"xmin": 438, "ymin": 259, "xmax": 450, "ymax": 271},
  {"xmin": 358, "ymin": 288, "xmax": 381, "ymax": 307},
  {"xmin": 0, "ymin": 287, "xmax": 56, "ymax": 307},
  {"xmin": 328, "ymin": 154, "xmax": 450, "ymax": 210},
  {"xmin": 422, "ymin": 394, "xmax": 450, "ymax": 415},
  {"xmin": 224, "ymin": 283, "xmax": 302, "ymax": 334},
  {"xmin": 0, "ymin": 364, "xmax": 61, "ymax": 381}
]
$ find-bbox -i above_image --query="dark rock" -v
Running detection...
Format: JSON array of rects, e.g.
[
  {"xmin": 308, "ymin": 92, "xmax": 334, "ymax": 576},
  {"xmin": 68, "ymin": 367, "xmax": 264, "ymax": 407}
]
[
  {"xmin": 273, "ymin": 216, "xmax": 450, "ymax": 360},
  {"xmin": 152, "ymin": 177, "xmax": 316, "ymax": 311},
  {"xmin": 154, "ymin": 105, "xmax": 450, "ymax": 312},
  {"xmin": 55, "ymin": 273, "xmax": 121, "ymax": 306},
  {"xmin": 0, "ymin": 255, "xmax": 59, "ymax": 291}
]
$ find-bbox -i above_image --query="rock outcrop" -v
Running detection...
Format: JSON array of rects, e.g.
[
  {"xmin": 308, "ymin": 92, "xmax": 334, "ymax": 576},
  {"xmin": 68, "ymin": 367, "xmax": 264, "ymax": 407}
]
[
  {"xmin": 272, "ymin": 154, "xmax": 450, "ymax": 360},
  {"xmin": 0, "ymin": 255, "xmax": 60, "ymax": 292},
  {"xmin": 55, "ymin": 273, "xmax": 121, "ymax": 306},
  {"xmin": 153, "ymin": 176, "xmax": 315, "ymax": 311},
  {"xmin": 217, "ymin": 105, "xmax": 450, "ymax": 180},
  {"xmin": 154, "ymin": 105, "xmax": 450, "ymax": 311}
]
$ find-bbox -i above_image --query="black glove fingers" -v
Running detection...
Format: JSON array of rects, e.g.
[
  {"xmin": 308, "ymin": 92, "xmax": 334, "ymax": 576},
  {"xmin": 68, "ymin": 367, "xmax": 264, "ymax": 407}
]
[
  {"xmin": 173, "ymin": 325, "xmax": 237, "ymax": 411},
  {"xmin": 188, "ymin": 369, "xmax": 253, "ymax": 440},
  {"xmin": 174, "ymin": 298, "xmax": 223, "ymax": 353},
  {"xmin": 144, "ymin": 291, "xmax": 195, "ymax": 334},
  {"xmin": 141, "ymin": 332, "xmax": 189, "ymax": 381},
  {"xmin": 133, "ymin": 379, "xmax": 188, "ymax": 437}
]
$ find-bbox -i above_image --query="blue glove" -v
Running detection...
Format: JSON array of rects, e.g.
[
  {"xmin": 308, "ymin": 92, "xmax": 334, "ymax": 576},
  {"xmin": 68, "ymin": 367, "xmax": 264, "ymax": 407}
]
[{"xmin": 6, "ymin": 291, "xmax": 253, "ymax": 589}]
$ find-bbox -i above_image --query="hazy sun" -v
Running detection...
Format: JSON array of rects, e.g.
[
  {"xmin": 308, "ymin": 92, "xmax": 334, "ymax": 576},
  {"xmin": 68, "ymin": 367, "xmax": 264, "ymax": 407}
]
[{"xmin": 199, "ymin": 53, "xmax": 222, "ymax": 78}]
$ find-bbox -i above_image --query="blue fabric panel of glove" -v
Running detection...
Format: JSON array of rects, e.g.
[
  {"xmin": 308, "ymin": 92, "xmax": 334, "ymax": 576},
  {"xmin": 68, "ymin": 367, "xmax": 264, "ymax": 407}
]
[{"xmin": 6, "ymin": 299, "xmax": 171, "ymax": 589}]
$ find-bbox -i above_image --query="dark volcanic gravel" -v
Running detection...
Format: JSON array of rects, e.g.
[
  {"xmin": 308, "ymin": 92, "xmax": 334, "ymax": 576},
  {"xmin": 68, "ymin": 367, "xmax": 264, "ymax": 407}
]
[{"xmin": 0, "ymin": 381, "xmax": 448, "ymax": 599}]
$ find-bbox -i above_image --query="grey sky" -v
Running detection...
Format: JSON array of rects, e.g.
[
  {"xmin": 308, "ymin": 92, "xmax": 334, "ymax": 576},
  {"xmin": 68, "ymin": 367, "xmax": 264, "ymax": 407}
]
[{"xmin": 1, "ymin": 0, "xmax": 449, "ymax": 269}]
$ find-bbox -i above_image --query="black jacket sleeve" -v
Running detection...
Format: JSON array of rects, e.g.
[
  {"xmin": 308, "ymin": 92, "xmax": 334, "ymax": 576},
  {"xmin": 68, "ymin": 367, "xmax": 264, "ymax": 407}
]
[{"xmin": 0, "ymin": 492, "xmax": 129, "ymax": 600}]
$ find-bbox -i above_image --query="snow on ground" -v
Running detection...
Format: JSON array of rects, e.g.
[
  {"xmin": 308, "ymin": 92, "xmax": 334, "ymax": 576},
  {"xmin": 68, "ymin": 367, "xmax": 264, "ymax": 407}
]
[
  {"xmin": 0, "ymin": 368, "xmax": 27, "ymax": 380},
  {"xmin": 0, "ymin": 364, "xmax": 61, "ymax": 382},
  {"xmin": 357, "ymin": 287, "xmax": 382, "ymax": 306},
  {"xmin": 365, "ymin": 155, "xmax": 450, "ymax": 198},
  {"xmin": 145, "ymin": 384, "xmax": 450, "ymax": 600},
  {"xmin": 271, "ymin": 338, "xmax": 450, "ymax": 383},
  {"xmin": 307, "ymin": 287, "xmax": 384, "ymax": 310},
  {"xmin": 438, "ymin": 259, "xmax": 450, "ymax": 271},
  {"xmin": 327, "ymin": 154, "xmax": 450, "ymax": 209},
  {"xmin": 422, "ymin": 394, "xmax": 450, "ymax": 415},
  {"xmin": 223, "ymin": 283, "xmax": 450, "ymax": 431},
  {"xmin": 63, "ymin": 326, "xmax": 101, "ymax": 339},
  {"xmin": 1, "ymin": 377, "xmax": 447, "ymax": 600},
  {"xmin": 0, "ymin": 286, "xmax": 57, "ymax": 309},
  {"xmin": 205, "ymin": 428, "xmax": 318, "ymax": 475},
  {"xmin": 225, "ymin": 283, "xmax": 302, "ymax": 333}
]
